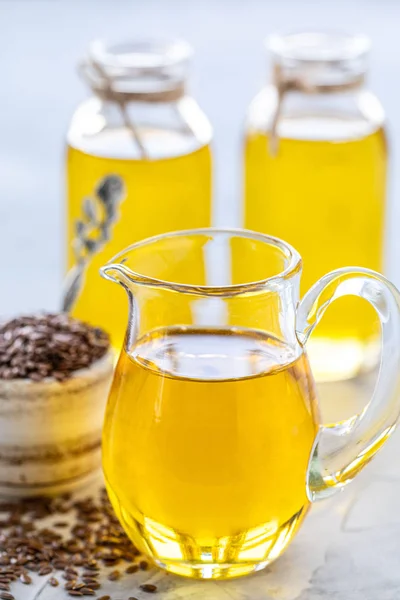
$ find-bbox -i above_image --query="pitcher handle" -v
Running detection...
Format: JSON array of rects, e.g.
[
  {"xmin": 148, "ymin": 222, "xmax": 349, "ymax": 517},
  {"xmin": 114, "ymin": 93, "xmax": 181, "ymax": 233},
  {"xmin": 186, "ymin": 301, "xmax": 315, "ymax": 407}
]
[{"xmin": 296, "ymin": 267, "xmax": 400, "ymax": 501}]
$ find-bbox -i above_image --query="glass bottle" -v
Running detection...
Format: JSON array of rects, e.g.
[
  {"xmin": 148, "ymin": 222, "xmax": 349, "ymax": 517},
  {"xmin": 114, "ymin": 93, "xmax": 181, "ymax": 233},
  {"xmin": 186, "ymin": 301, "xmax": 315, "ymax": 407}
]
[
  {"xmin": 64, "ymin": 39, "xmax": 213, "ymax": 351},
  {"xmin": 243, "ymin": 31, "xmax": 387, "ymax": 382}
]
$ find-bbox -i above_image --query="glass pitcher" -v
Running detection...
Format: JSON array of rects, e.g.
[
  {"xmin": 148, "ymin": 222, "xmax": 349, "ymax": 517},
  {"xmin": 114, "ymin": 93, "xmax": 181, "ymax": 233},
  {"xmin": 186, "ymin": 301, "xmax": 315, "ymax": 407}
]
[
  {"xmin": 244, "ymin": 31, "xmax": 387, "ymax": 382},
  {"xmin": 100, "ymin": 228, "xmax": 400, "ymax": 580},
  {"xmin": 64, "ymin": 38, "xmax": 213, "ymax": 351}
]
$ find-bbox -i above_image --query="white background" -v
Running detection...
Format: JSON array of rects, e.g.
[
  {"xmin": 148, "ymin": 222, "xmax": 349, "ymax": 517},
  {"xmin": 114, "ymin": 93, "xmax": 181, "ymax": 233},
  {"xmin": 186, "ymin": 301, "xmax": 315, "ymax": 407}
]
[{"xmin": 0, "ymin": 0, "xmax": 399, "ymax": 314}]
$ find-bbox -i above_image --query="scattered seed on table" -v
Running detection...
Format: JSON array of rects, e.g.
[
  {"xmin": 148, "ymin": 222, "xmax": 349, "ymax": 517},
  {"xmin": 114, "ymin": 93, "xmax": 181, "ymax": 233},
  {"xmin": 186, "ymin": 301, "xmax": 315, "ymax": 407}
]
[
  {"xmin": 82, "ymin": 571, "xmax": 99, "ymax": 578},
  {"xmin": 140, "ymin": 584, "xmax": 158, "ymax": 593},
  {"xmin": 68, "ymin": 592, "xmax": 83, "ymax": 598},
  {"xmin": 107, "ymin": 569, "xmax": 120, "ymax": 581},
  {"xmin": 83, "ymin": 570, "xmax": 99, "ymax": 578},
  {"xmin": 49, "ymin": 577, "xmax": 59, "ymax": 586},
  {"xmin": 139, "ymin": 560, "xmax": 149, "ymax": 571},
  {"xmin": 39, "ymin": 565, "xmax": 52, "ymax": 576},
  {"xmin": 64, "ymin": 572, "xmax": 79, "ymax": 581},
  {"xmin": 53, "ymin": 560, "xmax": 68, "ymax": 570},
  {"xmin": 83, "ymin": 569, "xmax": 100, "ymax": 576},
  {"xmin": 97, "ymin": 596, "xmax": 110, "ymax": 600},
  {"xmin": 71, "ymin": 583, "xmax": 86, "ymax": 591},
  {"xmin": 125, "ymin": 564, "xmax": 138, "ymax": 574},
  {"xmin": 129, "ymin": 597, "xmax": 139, "ymax": 600},
  {"xmin": 0, "ymin": 593, "xmax": 14, "ymax": 600},
  {"xmin": 0, "ymin": 585, "xmax": 9, "ymax": 592},
  {"xmin": 86, "ymin": 582, "xmax": 100, "ymax": 590},
  {"xmin": 80, "ymin": 588, "xmax": 95, "ymax": 596},
  {"xmin": 20, "ymin": 572, "xmax": 32, "ymax": 584}
]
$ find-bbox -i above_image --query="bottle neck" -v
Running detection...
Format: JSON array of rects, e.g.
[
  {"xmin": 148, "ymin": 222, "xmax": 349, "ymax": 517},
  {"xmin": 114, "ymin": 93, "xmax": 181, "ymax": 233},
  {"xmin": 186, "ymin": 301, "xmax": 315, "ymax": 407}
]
[
  {"xmin": 80, "ymin": 57, "xmax": 186, "ymax": 104},
  {"xmin": 268, "ymin": 31, "xmax": 369, "ymax": 89},
  {"xmin": 268, "ymin": 60, "xmax": 367, "ymax": 155},
  {"xmin": 272, "ymin": 61, "xmax": 366, "ymax": 96},
  {"xmin": 78, "ymin": 55, "xmax": 187, "ymax": 159}
]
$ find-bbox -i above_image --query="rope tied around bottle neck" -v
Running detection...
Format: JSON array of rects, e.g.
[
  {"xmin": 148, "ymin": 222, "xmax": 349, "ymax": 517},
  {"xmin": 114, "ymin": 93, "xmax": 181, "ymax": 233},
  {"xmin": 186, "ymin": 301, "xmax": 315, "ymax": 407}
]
[
  {"xmin": 269, "ymin": 64, "xmax": 365, "ymax": 156},
  {"xmin": 79, "ymin": 57, "xmax": 186, "ymax": 159}
]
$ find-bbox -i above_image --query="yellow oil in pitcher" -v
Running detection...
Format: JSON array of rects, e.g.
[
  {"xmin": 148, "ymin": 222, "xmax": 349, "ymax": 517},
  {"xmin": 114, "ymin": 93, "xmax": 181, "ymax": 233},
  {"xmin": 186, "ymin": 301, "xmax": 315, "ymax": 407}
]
[
  {"xmin": 103, "ymin": 326, "xmax": 319, "ymax": 579},
  {"xmin": 64, "ymin": 39, "xmax": 212, "ymax": 351},
  {"xmin": 244, "ymin": 33, "xmax": 387, "ymax": 381}
]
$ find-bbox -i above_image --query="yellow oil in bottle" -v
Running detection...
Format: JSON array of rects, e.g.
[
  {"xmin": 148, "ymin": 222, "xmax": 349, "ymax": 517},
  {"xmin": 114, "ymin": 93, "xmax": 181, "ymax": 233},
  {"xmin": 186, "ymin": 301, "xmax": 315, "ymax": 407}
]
[
  {"xmin": 244, "ymin": 121, "xmax": 387, "ymax": 381},
  {"xmin": 66, "ymin": 139, "xmax": 212, "ymax": 351},
  {"xmin": 103, "ymin": 326, "xmax": 319, "ymax": 579}
]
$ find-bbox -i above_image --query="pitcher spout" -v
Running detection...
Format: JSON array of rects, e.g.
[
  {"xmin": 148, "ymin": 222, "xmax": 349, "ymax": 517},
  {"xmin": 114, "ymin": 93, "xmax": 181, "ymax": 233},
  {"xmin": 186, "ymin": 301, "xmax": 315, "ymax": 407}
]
[{"xmin": 100, "ymin": 263, "xmax": 134, "ymax": 287}]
